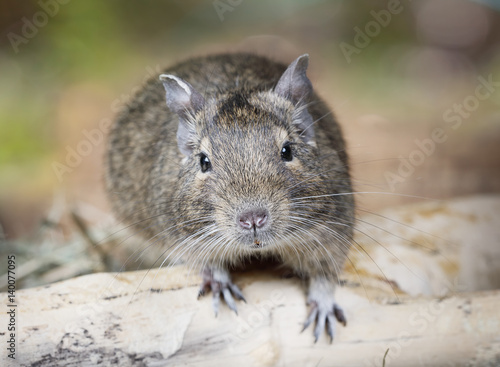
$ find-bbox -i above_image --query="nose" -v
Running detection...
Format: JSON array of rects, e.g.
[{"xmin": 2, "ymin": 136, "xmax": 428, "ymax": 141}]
[{"xmin": 238, "ymin": 209, "xmax": 269, "ymax": 230}]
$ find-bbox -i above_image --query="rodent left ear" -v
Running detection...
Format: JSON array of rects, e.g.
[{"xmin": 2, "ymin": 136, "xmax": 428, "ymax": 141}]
[
  {"xmin": 275, "ymin": 55, "xmax": 316, "ymax": 144},
  {"xmin": 274, "ymin": 54, "xmax": 312, "ymax": 106}
]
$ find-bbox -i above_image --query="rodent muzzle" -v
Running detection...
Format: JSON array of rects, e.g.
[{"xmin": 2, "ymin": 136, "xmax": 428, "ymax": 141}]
[
  {"xmin": 238, "ymin": 208, "xmax": 269, "ymax": 231},
  {"xmin": 236, "ymin": 207, "xmax": 271, "ymax": 248}
]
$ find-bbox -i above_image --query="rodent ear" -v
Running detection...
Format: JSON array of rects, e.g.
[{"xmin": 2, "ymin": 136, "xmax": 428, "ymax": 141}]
[
  {"xmin": 160, "ymin": 74, "xmax": 204, "ymax": 156},
  {"xmin": 274, "ymin": 54, "xmax": 312, "ymax": 106},
  {"xmin": 159, "ymin": 74, "xmax": 205, "ymax": 117},
  {"xmin": 275, "ymin": 55, "xmax": 316, "ymax": 144}
]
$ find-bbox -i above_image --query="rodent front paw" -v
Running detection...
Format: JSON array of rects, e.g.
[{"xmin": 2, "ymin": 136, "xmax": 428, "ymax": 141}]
[
  {"xmin": 302, "ymin": 300, "xmax": 346, "ymax": 343},
  {"xmin": 197, "ymin": 267, "xmax": 246, "ymax": 316}
]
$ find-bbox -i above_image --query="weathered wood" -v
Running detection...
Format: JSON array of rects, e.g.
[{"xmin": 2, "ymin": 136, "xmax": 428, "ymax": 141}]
[{"xmin": 2, "ymin": 195, "xmax": 500, "ymax": 366}]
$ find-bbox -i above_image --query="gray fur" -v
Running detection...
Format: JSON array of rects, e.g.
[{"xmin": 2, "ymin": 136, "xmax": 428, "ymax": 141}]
[{"xmin": 105, "ymin": 53, "xmax": 354, "ymax": 340}]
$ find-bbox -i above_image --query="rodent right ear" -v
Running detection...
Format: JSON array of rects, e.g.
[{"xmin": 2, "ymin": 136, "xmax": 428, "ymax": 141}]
[
  {"xmin": 160, "ymin": 74, "xmax": 204, "ymax": 156},
  {"xmin": 159, "ymin": 74, "xmax": 205, "ymax": 118}
]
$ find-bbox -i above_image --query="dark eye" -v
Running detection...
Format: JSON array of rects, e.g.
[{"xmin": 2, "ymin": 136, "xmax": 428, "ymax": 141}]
[
  {"xmin": 281, "ymin": 142, "xmax": 293, "ymax": 162},
  {"xmin": 199, "ymin": 153, "xmax": 212, "ymax": 173}
]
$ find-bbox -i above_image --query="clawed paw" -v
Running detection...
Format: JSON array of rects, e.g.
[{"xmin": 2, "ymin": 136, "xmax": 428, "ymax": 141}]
[
  {"xmin": 197, "ymin": 267, "xmax": 246, "ymax": 316},
  {"xmin": 302, "ymin": 301, "xmax": 346, "ymax": 343}
]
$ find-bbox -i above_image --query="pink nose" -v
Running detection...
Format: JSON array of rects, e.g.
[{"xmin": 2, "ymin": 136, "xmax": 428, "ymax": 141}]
[{"xmin": 238, "ymin": 209, "xmax": 268, "ymax": 230}]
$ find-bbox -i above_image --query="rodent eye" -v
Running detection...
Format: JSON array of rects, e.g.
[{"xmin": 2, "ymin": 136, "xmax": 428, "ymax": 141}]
[
  {"xmin": 281, "ymin": 142, "xmax": 293, "ymax": 162},
  {"xmin": 199, "ymin": 153, "xmax": 212, "ymax": 173}
]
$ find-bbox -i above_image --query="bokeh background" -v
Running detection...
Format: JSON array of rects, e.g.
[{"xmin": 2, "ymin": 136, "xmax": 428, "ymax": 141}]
[{"xmin": 1, "ymin": 0, "xmax": 499, "ymax": 286}]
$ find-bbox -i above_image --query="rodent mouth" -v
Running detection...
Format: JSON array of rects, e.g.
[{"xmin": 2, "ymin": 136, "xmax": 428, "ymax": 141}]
[
  {"xmin": 245, "ymin": 237, "xmax": 269, "ymax": 250},
  {"xmin": 237, "ymin": 226, "xmax": 270, "ymax": 249},
  {"xmin": 249, "ymin": 243, "xmax": 265, "ymax": 250},
  {"xmin": 251, "ymin": 239, "xmax": 263, "ymax": 249}
]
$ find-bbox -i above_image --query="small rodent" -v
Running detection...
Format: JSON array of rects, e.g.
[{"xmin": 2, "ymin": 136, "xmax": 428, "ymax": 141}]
[{"xmin": 105, "ymin": 53, "xmax": 354, "ymax": 342}]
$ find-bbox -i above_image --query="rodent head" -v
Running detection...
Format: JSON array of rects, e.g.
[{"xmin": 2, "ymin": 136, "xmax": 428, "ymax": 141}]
[{"xmin": 159, "ymin": 55, "xmax": 345, "ymax": 265}]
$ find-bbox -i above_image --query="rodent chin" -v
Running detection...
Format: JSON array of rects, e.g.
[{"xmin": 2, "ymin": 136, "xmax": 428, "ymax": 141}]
[
  {"xmin": 248, "ymin": 242, "xmax": 268, "ymax": 250},
  {"xmin": 237, "ymin": 233, "xmax": 272, "ymax": 250}
]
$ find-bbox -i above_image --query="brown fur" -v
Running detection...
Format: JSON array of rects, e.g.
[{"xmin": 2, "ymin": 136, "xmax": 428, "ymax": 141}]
[{"xmin": 105, "ymin": 54, "xmax": 354, "ymax": 331}]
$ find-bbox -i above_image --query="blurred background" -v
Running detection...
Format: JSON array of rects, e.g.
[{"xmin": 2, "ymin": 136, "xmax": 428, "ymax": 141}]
[{"xmin": 0, "ymin": 0, "xmax": 499, "ymax": 288}]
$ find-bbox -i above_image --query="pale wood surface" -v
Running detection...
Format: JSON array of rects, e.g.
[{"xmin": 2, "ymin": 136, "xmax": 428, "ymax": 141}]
[{"xmin": 2, "ymin": 195, "xmax": 500, "ymax": 367}]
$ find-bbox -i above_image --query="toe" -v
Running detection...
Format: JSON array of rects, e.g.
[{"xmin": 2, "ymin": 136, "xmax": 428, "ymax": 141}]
[
  {"xmin": 302, "ymin": 303, "xmax": 318, "ymax": 332},
  {"xmin": 326, "ymin": 312, "xmax": 337, "ymax": 343},
  {"xmin": 222, "ymin": 287, "xmax": 238, "ymax": 315},
  {"xmin": 334, "ymin": 304, "xmax": 347, "ymax": 326},
  {"xmin": 197, "ymin": 268, "xmax": 246, "ymax": 315},
  {"xmin": 212, "ymin": 285, "xmax": 221, "ymax": 317},
  {"xmin": 302, "ymin": 300, "xmax": 347, "ymax": 342},
  {"xmin": 228, "ymin": 283, "xmax": 246, "ymax": 302},
  {"xmin": 197, "ymin": 282, "xmax": 210, "ymax": 299},
  {"xmin": 313, "ymin": 310, "xmax": 327, "ymax": 343}
]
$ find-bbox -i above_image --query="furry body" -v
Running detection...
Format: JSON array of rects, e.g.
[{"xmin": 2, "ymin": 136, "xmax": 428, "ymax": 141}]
[{"xmin": 106, "ymin": 53, "xmax": 354, "ymax": 341}]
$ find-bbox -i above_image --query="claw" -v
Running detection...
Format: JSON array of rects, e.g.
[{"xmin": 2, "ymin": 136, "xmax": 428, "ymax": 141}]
[
  {"xmin": 222, "ymin": 288, "xmax": 238, "ymax": 315},
  {"xmin": 326, "ymin": 312, "xmax": 336, "ymax": 343},
  {"xmin": 198, "ymin": 267, "xmax": 245, "ymax": 316},
  {"xmin": 212, "ymin": 284, "xmax": 221, "ymax": 317},
  {"xmin": 228, "ymin": 283, "xmax": 246, "ymax": 303},
  {"xmin": 303, "ymin": 301, "xmax": 347, "ymax": 342},
  {"xmin": 334, "ymin": 304, "xmax": 347, "ymax": 326},
  {"xmin": 302, "ymin": 302, "xmax": 318, "ymax": 332},
  {"xmin": 197, "ymin": 281, "xmax": 211, "ymax": 299},
  {"xmin": 313, "ymin": 310, "xmax": 327, "ymax": 343}
]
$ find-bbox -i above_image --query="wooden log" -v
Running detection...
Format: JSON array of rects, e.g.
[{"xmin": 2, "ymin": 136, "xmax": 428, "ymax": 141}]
[{"xmin": 2, "ymin": 195, "xmax": 500, "ymax": 366}]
